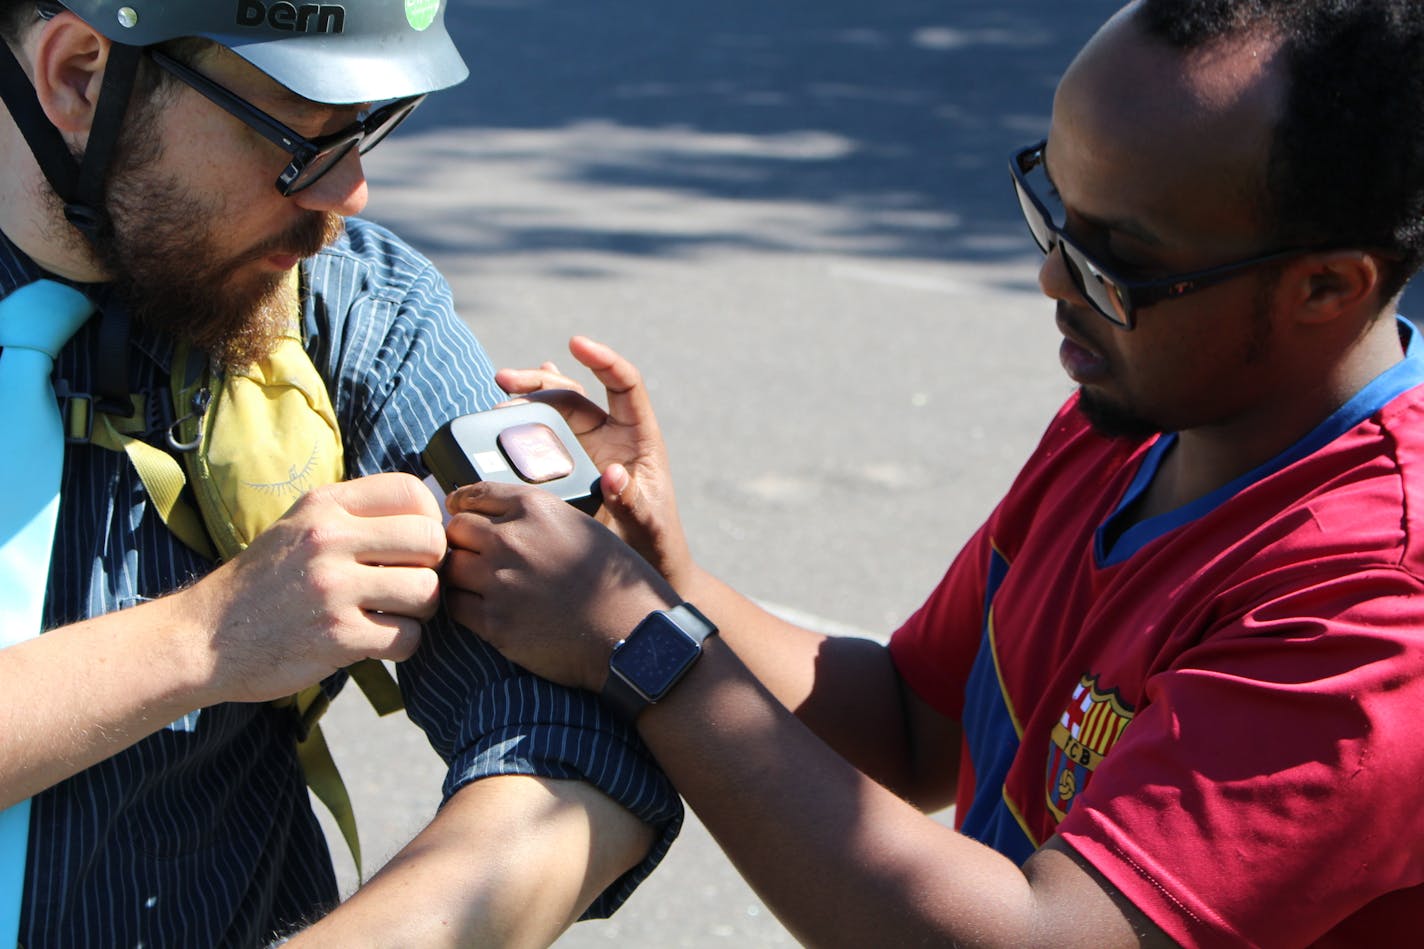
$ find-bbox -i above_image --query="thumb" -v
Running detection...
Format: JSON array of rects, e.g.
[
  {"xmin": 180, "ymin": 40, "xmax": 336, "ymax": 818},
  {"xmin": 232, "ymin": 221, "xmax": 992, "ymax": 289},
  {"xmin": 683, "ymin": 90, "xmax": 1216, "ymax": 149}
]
[
  {"xmin": 599, "ymin": 463, "xmax": 637, "ymax": 517},
  {"xmin": 596, "ymin": 463, "xmax": 691, "ymax": 582},
  {"xmin": 599, "ymin": 463, "xmax": 659, "ymax": 544}
]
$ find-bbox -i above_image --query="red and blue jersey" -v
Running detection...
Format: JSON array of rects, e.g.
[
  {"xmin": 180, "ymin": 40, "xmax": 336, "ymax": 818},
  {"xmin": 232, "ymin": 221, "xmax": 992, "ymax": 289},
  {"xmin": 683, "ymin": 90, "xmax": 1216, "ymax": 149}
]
[{"xmin": 890, "ymin": 322, "xmax": 1424, "ymax": 947}]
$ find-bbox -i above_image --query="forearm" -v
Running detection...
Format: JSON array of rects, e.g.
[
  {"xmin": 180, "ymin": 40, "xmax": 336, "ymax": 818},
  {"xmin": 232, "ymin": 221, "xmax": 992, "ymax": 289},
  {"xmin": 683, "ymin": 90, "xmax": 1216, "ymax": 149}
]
[
  {"xmin": 670, "ymin": 565, "xmax": 913, "ymax": 791},
  {"xmin": 634, "ymin": 637, "xmax": 1134, "ymax": 949},
  {"xmin": 290, "ymin": 774, "xmax": 655, "ymax": 949},
  {"xmin": 0, "ymin": 590, "xmax": 216, "ymax": 805},
  {"xmin": 0, "ymin": 474, "xmax": 452, "ymax": 805}
]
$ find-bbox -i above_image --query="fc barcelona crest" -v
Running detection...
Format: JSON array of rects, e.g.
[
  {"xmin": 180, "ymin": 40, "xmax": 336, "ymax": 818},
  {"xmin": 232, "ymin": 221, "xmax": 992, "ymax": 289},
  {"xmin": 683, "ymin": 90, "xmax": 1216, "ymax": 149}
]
[{"xmin": 1045, "ymin": 674, "xmax": 1135, "ymax": 820}]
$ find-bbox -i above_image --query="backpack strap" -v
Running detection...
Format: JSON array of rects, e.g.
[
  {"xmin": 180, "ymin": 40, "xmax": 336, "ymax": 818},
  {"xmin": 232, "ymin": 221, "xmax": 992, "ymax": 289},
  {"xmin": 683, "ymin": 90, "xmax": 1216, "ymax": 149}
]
[
  {"xmin": 89, "ymin": 411, "xmax": 217, "ymax": 562},
  {"xmin": 70, "ymin": 274, "xmax": 406, "ymax": 881}
]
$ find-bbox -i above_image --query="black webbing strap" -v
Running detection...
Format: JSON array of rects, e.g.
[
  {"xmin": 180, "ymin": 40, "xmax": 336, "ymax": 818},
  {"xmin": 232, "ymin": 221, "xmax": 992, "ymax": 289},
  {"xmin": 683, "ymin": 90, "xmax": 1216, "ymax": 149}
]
[
  {"xmin": 94, "ymin": 304, "xmax": 133, "ymax": 416},
  {"xmin": 0, "ymin": 38, "xmax": 80, "ymax": 206},
  {"xmin": 67, "ymin": 42, "xmax": 142, "ymax": 241},
  {"xmin": 73, "ymin": 43, "xmax": 144, "ymax": 410}
]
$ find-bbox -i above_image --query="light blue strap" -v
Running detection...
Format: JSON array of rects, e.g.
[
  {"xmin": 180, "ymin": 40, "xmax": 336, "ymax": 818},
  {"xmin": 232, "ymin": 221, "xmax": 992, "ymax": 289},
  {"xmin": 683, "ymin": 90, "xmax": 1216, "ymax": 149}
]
[{"xmin": 0, "ymin": 803, "xmax": 28, "ymax": 941}]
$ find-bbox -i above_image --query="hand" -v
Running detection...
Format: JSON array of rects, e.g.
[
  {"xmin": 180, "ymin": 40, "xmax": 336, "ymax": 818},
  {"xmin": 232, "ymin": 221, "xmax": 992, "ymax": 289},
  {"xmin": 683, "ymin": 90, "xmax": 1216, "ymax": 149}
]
[
  {"xmin": 442, "ymin": 480, "xmax": 677, "ymax": 693},
  {"xmin": 184, "ymin": 472, "xmax": 447, "ymax": 704},
  {"xmin": 495, "ymin": 337, "xmax": 694, "ymax": 586}
]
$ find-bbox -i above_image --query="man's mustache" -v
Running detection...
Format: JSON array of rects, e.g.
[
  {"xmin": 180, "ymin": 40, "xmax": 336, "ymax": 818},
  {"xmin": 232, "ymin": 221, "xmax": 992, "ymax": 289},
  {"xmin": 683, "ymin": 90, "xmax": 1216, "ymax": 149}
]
[{"xmin": 247, "ymin": 212, "xmax": 345, "ymax": 263}]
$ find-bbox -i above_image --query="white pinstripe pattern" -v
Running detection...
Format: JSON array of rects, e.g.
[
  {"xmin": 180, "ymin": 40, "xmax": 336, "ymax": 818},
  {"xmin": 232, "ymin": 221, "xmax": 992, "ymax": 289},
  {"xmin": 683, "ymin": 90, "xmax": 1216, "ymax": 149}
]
[{"xmin": 0, "ymin": 219, "xmax": 680, "ymax": 948}]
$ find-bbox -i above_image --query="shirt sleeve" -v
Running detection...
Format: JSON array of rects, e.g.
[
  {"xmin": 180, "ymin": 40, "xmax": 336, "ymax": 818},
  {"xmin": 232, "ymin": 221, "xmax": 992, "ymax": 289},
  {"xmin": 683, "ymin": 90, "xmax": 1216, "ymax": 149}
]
[
  {"xmin": 1056, "ymin": 565, "xmax": 1424, "ymax": 947},
  {"xmin": 888, "ymin": 396, "xmax": 1089, "ymax": 720},
  {"xmin": 307, "ymin": 226, "xmax": 682, "ymax": 916},
  {"xmin": 888, "ymin": 519, "xmax": 994, "ymax": 722}
]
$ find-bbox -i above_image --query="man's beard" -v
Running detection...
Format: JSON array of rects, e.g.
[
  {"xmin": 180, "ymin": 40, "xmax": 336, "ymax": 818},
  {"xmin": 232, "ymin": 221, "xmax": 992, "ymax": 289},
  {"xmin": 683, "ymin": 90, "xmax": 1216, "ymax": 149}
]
[
  {"xmin": 1076, "ymin": 388, "xmax": 1163, "ymax": 440},
  {"xmin": 86, "ymin": 121, "xmax": 344, "ymax": 369},
  {"xmin": 1073, "ymin": 281, "xmax": 1276, "ymax": 441}
]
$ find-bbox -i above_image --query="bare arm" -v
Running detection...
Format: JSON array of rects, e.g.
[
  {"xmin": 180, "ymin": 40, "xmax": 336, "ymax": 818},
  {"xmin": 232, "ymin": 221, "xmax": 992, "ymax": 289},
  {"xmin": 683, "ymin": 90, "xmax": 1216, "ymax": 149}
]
[
  {"xmin": 666, "ymin": 564, "xmax": 959, "ymax": 808},
  {"xmin": 501, "ymin": 340, "xmax": 957, "ymax": 805},
  {"xmin": 635, "ymin": 635, "xmax": 1167, "ymax": 949},
  {"xmin": 288, "ymin": 774, "xmax": 654, "ymax": 948},
  {"xmin": 0, "ymin": 473, "xmax": 446, "ymax": 806},
  {"xmin": 443, "ymin": 480, "xmax": 1172, "ymax": 949},
  {"xmin": 481, "ymin": 342, "xmax": 1163, "ymax": 942}
]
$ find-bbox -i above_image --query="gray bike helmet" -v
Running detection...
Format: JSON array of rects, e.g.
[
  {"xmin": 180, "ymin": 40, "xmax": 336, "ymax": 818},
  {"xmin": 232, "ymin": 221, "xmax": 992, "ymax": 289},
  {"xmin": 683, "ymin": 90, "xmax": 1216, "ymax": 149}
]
[
  {"xmin": 0, "ymin": 0, "xmax": 469, "ymax": 407},
  {"xmin": 55, "ymin": 0, "xmax": 469, "ymax": 103},
  {"xmin": 0, "ymin": 0, "xmax": 467, "ymax": 246}
]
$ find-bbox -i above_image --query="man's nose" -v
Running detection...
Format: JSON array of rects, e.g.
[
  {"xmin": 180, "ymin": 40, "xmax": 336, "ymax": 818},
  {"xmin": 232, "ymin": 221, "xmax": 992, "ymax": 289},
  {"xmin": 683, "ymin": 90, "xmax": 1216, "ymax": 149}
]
[
  {"xmin": 290, "ymin": 150, "xmax": 369, "ymax": 218},
  {"xmin": 1037, "ymin": 243, "xmax": 1081, "ymax": 304}
]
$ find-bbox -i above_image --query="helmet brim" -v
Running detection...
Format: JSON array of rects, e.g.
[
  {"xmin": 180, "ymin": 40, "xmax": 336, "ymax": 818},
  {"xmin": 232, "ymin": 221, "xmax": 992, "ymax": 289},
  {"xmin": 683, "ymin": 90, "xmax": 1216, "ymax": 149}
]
[{"xmin": 225, "ymin": 28, "xmax": 468, "ymax": 103}]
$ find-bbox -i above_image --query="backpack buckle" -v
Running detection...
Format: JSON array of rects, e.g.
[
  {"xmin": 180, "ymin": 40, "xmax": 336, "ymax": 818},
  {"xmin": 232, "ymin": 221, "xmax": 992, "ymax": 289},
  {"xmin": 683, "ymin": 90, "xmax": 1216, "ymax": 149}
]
[
  {"xmin": 56, "ymin": 381, "xmax": 94, "ymax": 444},
  {"xmin": 57, "ymin": 382, "xmax": 153, "ymax": 445}
]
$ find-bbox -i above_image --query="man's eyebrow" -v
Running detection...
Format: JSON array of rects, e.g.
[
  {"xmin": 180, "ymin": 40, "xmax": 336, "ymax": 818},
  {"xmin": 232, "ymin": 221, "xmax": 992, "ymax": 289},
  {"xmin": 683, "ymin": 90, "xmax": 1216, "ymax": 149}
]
[{"xmin": 1042, "ymin": 151, "xmax": 1166, "ymax": 248}]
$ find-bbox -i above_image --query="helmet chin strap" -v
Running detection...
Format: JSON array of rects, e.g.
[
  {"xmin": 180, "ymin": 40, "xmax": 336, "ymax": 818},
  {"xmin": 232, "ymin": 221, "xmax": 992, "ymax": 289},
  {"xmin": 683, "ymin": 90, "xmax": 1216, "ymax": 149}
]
[
  {"xmin": 0, "ymin": 37, "xmax": 142, "ymax": 415},
  {"xmin": 0, "ymin": 37, "xmax": 140, "ymax": 247}
]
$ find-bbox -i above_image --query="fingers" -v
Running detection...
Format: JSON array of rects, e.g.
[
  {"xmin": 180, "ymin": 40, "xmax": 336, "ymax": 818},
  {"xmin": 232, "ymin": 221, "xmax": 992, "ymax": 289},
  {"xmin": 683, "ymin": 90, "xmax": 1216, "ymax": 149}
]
[
  {"xmin": 493, "ymin": 337, "xmax": 660, "ymax": 439},
  {"xmin": 353, "ymin": 561, "xmax": 443, "ymax": 620},
  {"xmin": 496, "ymin": 361, "xmax": 588, "ymax": 397},
  {"xmin": 442, "ymin": 546, "xmax": 491, "ymax": 598},
  {"xmin": 566, "ymin": 336, "xmax": 659, "ymax": 433},
  {"xmin": 443, "ymin": 480, "xmax": 529, "ymax": 520},
  {"xmin": 442, "ymin": 585, "xmax": 485, "ymax": 637},
  {"xmin": 599, "ymin": 462, "xmax": 633, "ymax": 506},
  {"xmin": 317, "ymin": 472, "xmax": 444, "ymax": 521},
  {"xmin": 281, "ymin": 475, "xmax": 447, "ymax": 568},
  {"xmin": 358, "ymin": 611, "xmax": 424, "ymax": 662},
  {"xmin": 517, "ymin": 387, "xmax": 617, "ymax": 437},
  {"xmin": 494, "ymin": 363, "xmax": 613, "ymax": 435},
  {"xmin": 351, "ymin": 513, "xmax": 447, "ymax": 568}
]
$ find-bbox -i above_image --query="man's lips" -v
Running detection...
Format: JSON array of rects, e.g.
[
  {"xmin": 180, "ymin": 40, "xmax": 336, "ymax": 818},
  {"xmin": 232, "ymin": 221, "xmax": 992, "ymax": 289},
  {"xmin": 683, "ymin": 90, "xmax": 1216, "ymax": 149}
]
[
  {"xmin": 252, "ymin": 213, "xmax": 344, "ymax": 271},
  {"xmin": 1056, "ymin": 306, "xmax": 1109, "ymax": 383}
]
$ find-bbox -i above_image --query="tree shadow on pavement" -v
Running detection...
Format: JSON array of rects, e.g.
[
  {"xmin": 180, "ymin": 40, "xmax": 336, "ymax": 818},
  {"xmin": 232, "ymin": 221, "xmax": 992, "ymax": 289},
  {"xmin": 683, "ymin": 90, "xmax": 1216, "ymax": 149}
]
[{"xmin": 378, "ymin": 0, "xmax": 1123, "ymax": 270}]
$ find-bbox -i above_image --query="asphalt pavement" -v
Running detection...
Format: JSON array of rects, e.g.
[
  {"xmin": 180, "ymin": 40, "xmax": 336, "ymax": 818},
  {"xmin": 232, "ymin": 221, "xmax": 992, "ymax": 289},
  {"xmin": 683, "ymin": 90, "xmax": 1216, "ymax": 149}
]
[{"xmin": 315, "ymin": 1, "xmax": 1128, "ymax": 944}]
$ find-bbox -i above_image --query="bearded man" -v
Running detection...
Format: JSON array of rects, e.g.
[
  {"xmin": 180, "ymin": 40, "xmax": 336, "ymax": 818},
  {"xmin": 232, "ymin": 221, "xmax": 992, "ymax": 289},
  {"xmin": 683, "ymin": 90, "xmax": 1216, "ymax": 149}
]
[{"xmin": 0, "ymin": 3, "xmax": 678, "ymax": 946}]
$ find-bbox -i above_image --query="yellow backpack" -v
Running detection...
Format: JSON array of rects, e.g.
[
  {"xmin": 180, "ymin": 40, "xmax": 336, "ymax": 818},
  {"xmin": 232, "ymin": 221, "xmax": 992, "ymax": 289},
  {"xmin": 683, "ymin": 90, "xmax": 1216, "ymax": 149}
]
[{"xmin": 68, "ymin": 274, "xmax": 396, "ymax": 879}]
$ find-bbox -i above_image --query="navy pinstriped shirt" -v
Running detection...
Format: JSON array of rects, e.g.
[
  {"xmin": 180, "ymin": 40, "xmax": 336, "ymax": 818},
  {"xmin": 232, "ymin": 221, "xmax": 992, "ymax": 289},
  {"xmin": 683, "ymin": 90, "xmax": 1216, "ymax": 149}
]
[{"xmin": 0, "ymin": 219, "xmax": 681, "ymax": 948}]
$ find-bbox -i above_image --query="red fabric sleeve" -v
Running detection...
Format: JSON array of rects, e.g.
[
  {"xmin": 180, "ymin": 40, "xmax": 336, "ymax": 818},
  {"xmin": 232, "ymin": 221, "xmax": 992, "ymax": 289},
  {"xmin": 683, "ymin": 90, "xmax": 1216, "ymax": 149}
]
[{"xmin": 889, "ymin": 520, "xmax": 994, "ymax": 723}]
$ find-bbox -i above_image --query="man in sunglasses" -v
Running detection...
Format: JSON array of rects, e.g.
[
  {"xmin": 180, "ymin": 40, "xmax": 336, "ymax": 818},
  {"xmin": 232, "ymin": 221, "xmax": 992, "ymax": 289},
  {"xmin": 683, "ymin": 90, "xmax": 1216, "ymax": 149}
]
[
  {"xmin": 0, "ymin": 1, "xmax": 678, "ymax": 946},
  {"xmin": 440, "ymin": 0, "xmax": 1424, "ymax": 945}
]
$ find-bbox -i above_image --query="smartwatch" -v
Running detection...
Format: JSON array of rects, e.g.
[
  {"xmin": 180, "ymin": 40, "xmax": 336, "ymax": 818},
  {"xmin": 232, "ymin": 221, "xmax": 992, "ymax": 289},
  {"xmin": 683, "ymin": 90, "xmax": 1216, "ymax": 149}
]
[{"xmin": 601, "ymin": 603, "xmax": 718, "ymax": 721}]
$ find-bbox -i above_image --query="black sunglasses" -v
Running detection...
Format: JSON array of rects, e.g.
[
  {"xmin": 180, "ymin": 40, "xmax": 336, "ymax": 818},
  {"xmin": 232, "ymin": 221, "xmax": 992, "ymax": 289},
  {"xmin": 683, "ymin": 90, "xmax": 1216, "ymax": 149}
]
[
  {"xmin": 1010, "ymin": 140, "xmax": 1312, "ymax": 329},
  {"xmin": 148, "ymin": 49, "xmax": 424, "ymax": 197}
]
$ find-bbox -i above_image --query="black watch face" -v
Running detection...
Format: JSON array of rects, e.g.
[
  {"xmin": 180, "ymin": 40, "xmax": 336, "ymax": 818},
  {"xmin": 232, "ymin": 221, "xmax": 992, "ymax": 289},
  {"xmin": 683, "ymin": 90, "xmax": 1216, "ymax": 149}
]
[{"xmin": 614, "ymin": 614, "xmax": 700, "ymax": 699}]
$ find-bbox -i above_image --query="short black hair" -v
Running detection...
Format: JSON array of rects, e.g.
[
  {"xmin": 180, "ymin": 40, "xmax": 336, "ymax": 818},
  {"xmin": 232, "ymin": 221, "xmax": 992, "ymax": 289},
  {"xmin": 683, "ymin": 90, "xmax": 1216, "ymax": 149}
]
[{"xmin": 1140, "ymin": 0, "xmax": 1424, "ymax": 302}]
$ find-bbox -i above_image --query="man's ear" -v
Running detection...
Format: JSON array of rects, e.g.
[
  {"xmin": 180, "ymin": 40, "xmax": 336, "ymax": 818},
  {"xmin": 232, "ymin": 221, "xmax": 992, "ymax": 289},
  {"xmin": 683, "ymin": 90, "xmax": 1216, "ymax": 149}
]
[
  {"xmin": 1282, "ymin": 250, "xmax": 1385, "ymax": 326},
  {"xmin": 29, "ymin": 12, "xmax": 110, "ymax": 136}
]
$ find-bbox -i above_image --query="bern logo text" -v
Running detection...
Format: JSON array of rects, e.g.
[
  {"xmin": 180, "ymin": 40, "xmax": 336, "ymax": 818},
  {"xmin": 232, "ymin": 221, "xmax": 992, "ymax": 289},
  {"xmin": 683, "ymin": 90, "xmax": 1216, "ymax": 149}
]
[{"xmin": 236, "ymin": 1, "xmax": 346, "ymax": 33}]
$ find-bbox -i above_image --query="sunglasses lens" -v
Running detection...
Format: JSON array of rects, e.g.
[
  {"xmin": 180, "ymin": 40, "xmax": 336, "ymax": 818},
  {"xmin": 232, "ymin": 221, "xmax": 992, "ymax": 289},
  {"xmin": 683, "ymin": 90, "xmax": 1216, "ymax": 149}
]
[
  {"xmin": 1064, "ymin": 245, "xmax": 1130, "ymax": 327},
  {"xmin": 1012, "ymin": 152, "xmax": 1058, "ymax": 256},
  {"xmin": 279, "ymin": 96, "xmax": 424, "ymax": 195},
  {"xmin": 285, "ymin": 141, "xmax": 359, "ymax": 194},
  {"xmin": 357, "ymin": 97, "xmax": 423, "ymax": 156},
  {"xmin": 1014, "ymin": 179, "xmax": 1055, "ymax": 255},
  {"xmin": 1010, "ymin": 143, "xmax": 1136, "ymax": 327}
]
